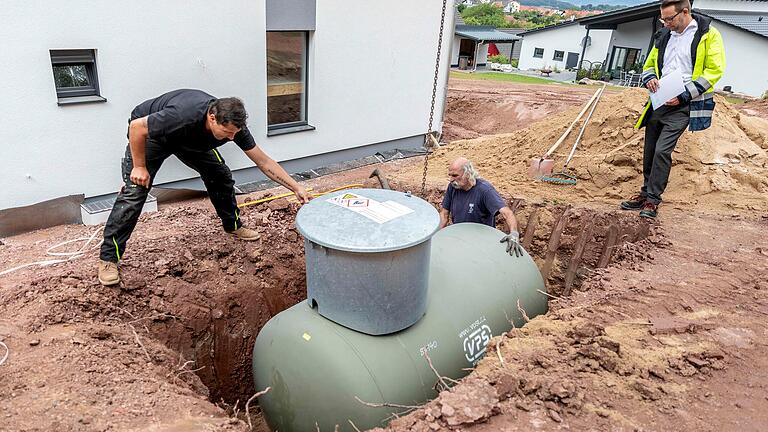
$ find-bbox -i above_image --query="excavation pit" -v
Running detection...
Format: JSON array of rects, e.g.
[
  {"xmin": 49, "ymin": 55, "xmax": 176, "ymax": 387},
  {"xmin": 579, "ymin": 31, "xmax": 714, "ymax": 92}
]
[
  {"xmin": 171, "ymin": 196, "xmax": 654, "ymax": 415},
  {"xmin": 0, "ymin": 192, "xmax": 654, "ymax": 432}
]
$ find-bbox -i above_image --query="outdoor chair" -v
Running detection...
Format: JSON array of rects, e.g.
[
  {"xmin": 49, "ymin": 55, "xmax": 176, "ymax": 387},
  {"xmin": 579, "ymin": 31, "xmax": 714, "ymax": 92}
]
[
  {"xmin": 626, "ymin": 71, "xmax": 642, "ymax": 87},
  {"xmin": 617, "ymin": 70, "xmax": 628, "ymax": 86},
  {"xmin": 501, "ymin": 64, "xmax": 513, "ymax": 73}
]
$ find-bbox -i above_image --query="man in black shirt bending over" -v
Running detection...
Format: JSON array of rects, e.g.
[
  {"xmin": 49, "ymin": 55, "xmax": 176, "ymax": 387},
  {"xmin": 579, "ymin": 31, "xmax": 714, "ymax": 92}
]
[{"xmin": 98, "ymin": 89, "xmax": 310, "ymax": 286}]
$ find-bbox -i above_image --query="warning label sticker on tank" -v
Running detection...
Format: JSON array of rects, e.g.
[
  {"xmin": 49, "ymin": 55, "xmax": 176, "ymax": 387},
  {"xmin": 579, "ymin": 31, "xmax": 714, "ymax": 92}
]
[{"xmin": 327, "ymin": 193, "xmax": 413, "ymax": 224}]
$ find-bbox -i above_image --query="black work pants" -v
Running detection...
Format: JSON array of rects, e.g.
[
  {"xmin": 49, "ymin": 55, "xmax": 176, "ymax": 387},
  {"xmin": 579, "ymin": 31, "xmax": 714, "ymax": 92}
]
[
  {"xmin": 100, "ymin": 141, "xmax": 242, "ymax": 263},
  {"xmin": 640, "ymin": 104, "xmax": 690, "ymax": 205}
]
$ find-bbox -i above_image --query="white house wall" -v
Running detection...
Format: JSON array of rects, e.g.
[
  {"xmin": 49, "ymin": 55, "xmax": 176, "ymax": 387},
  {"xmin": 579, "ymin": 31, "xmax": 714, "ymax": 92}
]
[
  {"xmin": 451, "ymin": 35, "xmax": 462, "ymax": 65},
  {"xmin": 476, "ymin": 44, "xmax": 490, "ymax": 66},
  {"xmin": 518, "ymin": 25, "xmax": 612, "ymax": 71},
  {"xmin": 0, "ymin": 0, "xmax": 452, "ymax": 211},
  {"xmin": 713, "ymin": 23, "xmax": 768, "ymax": 97}
]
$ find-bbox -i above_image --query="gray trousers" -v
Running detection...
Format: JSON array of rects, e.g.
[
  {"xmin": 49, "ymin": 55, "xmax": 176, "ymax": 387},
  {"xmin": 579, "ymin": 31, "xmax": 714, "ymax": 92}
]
[{"xmin": 640, "ymin": 104, "xmax": 690, "ymax": 204}]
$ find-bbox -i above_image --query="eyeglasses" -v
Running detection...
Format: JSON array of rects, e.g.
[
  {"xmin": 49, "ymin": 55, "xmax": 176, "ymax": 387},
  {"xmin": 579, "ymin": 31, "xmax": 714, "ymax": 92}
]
[{"xmin": 659, "ymin": 9, "xmax": 684, "ymax": 24}]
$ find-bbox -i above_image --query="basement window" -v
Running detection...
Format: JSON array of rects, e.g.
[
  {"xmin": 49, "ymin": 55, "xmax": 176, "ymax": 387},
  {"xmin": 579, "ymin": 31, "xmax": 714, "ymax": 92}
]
[
  {"xmin": 534, "ymin": 48, "xmax": 544, "ymax": 58},
  {"xmin": 50, "ymin": 49, "xmax": 106, "ymax": 105},
  {"xmin": 553, "ymin": 50, "xmax": 564, "ymax": 61},
  {"xmin": 267, "ymin": 31, "xmax": 314, "ymax": 136}
]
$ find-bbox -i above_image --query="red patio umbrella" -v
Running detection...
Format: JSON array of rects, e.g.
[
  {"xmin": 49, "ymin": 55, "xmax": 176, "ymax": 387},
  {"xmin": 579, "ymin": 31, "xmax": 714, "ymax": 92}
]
[{"xmin": 487, "ymin": 43, "xmax": 500, "ymax": 56}]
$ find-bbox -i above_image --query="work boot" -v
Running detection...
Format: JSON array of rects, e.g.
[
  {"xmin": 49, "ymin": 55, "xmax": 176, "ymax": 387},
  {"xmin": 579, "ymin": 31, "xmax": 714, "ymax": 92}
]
[
  {"xmin": 639, "ymin": 201, "xmax": 658, "ymax": 219},
  {"xmin": 620, "ymin": 194, "xmax": 647, "ymax": 210},
  {"xmin": 98, "ymin": 260, "xmax": 120, "ymax": 286},
  {"xmin": 229, "ymin": 227, "xmax": 261, "ymax": 241}
]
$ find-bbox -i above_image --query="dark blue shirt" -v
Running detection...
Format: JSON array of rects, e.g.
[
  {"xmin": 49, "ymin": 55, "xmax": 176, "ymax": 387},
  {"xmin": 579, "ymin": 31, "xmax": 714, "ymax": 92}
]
[{"xmin": 441, "ymin": 178, "xmax": 506, "ymax": 227}]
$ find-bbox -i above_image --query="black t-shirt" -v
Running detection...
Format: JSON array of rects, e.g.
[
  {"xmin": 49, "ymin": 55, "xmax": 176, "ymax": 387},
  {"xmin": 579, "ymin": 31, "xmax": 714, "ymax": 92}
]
[{"xmin": 130, "ymin": 89, "xmax": 257, "ymax": 152}]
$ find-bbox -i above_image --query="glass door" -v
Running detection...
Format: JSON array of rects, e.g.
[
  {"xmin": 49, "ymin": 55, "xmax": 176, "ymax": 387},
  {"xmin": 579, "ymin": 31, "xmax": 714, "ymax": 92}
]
[{"xmin": 609, "ymin": 47, "xmax": 642, "ymax": 78}]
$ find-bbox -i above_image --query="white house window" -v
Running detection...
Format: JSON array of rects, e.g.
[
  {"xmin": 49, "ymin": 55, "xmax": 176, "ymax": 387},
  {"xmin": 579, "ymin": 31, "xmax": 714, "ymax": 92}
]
[
  {"xmin": 49, "ymin": 49, "xmax": 105, "ymax": 105},
  {"xmin": 553, "ymin": 50, "xmax": 564, "ymax": 61},
  {"xmin": 534, "ymin": 48, "xmax": 544, "ymax": 58},
  {"xmin": 267, "ymin": 31, "xmax": 313, "ymax": 134}
]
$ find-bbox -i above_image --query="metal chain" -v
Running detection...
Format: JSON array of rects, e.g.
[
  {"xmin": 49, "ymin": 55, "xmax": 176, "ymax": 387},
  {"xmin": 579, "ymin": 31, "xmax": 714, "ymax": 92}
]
[{"xmin": 421, "ymin": 0, "xmax": 449, "ymax": 198}]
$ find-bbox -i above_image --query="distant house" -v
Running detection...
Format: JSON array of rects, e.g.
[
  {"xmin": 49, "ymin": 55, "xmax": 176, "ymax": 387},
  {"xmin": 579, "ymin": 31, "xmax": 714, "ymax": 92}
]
[
  {"xmin": 495, "ymin": 28, "xmax": 526, "ymax": 60},
  {"xmin": 452, "ymin": 25, "xmax": 521, "ymax": 69},
  {"xmin": 505, "ymin": 1, "xmax": 521, "ymax": 14},
  {"xmin": 579, "ymin": 0, "xmax": 768, "ymax": 96},
  {"xmin": 520, "ymin": 5, "xmax": 562, "ymax": 15},
  {"xmin": 564, "ymin": 9, "xmax": 604, "ymax": 19},
  {"xmin": 518, "ymin": 21, "xmax": 613, "ymax": 71},
  {"xmin": 517, "ymin": 0, "xmax": 768, "ymax": 96}
]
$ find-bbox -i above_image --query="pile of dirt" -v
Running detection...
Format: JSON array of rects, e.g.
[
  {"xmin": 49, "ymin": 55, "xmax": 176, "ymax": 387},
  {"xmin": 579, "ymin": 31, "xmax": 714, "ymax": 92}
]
[
  {"xmin": 372, "ymin": 210, "xmax": 768, "ymax": 431},
  {"xmin": 375, "ymin": 315, "xmax": 729, "ymax": 432},
  {"xmin": 412, "ymin": 88, "xmax": 768, "ymax": 213},
  {"xmin": 0, "ymin": 198, "xmax": 309, "ymax": 430},
  {"xmin": 738, "ymin": 98, "xmax": 768, "ymax": 120},
  {"xmin": 441, "ymin": 79, "xmax": 596, "ymax": 142}
]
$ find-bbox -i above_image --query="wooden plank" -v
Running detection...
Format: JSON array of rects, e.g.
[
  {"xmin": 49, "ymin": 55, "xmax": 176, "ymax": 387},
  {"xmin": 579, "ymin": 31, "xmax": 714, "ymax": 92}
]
[
  {"xmin": 564, "ymin": 220, "xmax": 594, "ymax": 296},
  {"xmin": 509, "ymin": 198, "xmax": 524, "ymax": 214},
  {"xmin": 522, "ymin": 207, "xmax": 541, "ymax": 250},
  {"xmin": 597, "ymin": 224, "xmax": 620, "ymax": 268},
  {"xmin": 541, "ymin": 207, "xmax": 571, "ymax": 281},
  {"xmin": 267, "ymin": 81, "xmax": 303, "ymax": 97}
]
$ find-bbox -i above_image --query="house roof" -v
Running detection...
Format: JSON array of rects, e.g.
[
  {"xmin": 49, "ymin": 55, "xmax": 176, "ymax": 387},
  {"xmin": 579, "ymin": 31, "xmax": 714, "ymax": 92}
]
[
  {"xmin": 455, "ymin": 6, "xmax": 465, "ymax": 26},
  {"xmin": 698, "ymin": 9, "xmax": 768, "ymax": 39},
  {"xmin": 496, "ymin": 27, "xmax": 527, "ymax": 36},
  {"xmin": 455, "ymin": 25, "xmax": 521, "ymax": 42},
  {"xmin": 579, "ymin": 1, "xmax": 661, "ymax": 30},
  {"xmin": 578, "ymin": 1, "xmax": 768, "ymax": 35},
  {"xmin": 517, "ymin": 20, "xmax": 581, "ymax": 36}
]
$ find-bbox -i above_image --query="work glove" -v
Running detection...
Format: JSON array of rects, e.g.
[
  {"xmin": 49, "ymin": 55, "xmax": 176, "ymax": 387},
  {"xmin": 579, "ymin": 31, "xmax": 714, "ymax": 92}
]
[{"xmin": 500, "ymin": 231, "xmax": 524, "ymax": 258}]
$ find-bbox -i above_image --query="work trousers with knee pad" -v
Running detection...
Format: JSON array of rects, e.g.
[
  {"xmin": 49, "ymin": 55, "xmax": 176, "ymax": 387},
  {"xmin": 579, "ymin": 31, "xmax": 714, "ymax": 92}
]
[
  {"xmin": 100, "ymin": 141, "xmax": 242, "ymax": 263},
  {"xmin": 640, "ymin": 104, "xmax": 690, "ymax": 205}
]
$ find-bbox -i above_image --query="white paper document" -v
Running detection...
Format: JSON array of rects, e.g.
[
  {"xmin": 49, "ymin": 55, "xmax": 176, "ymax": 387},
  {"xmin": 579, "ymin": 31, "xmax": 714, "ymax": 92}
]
[
  {"xmin": 649, "ymin": 69, "xmax": 685, "ymax": 110},
  {"xmin": 327, "ymin": 193, "xmax": 414, "ymax": 224}
]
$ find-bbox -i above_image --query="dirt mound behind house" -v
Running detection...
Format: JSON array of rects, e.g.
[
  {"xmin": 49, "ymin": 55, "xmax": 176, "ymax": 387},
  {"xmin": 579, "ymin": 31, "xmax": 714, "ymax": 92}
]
[
  {"xmin": 411, "ymin": 88, "xmax": 768, "ymax": 213},
  {"xmin": 738, "ymin": 97, "xmax": 768, "ymax": 120},
  {"xmin": 441, "ymin": 79, "xmax": 597, "ymax": 142}
]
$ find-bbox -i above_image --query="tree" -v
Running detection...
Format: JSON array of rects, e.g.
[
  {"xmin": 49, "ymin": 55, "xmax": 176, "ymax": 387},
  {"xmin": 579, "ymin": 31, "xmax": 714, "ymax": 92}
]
[{"xmin": 461, "ymin": 4, "xmax": 507, "ymax": 27}]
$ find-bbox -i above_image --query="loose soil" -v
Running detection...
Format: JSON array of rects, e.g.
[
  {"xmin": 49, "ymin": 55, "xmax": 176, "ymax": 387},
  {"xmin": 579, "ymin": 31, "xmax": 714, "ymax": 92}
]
[
  {"xmin": 410, "ymin": 87, "xmax": 768, "ymax": 215},
  {"xmin": 1, "ymin": 78, "xmax": 767, "ymax": 431},
  {"xmin": 442, "ymin": 80, "xmax": 599, "ymax": 142},
  {"xmin": 373, "ymin": 210, "xmax": 768, "ymax": 432},
  {"xmin": 737, "ymin": 97, "xmax": 768, "ymax": 119}
]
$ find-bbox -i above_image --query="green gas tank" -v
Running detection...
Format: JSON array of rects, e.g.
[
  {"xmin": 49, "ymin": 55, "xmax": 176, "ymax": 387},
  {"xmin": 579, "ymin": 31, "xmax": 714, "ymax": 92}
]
[{"xmin": 252, "ymin": 222, "xmax": 547, "ymax": 431}]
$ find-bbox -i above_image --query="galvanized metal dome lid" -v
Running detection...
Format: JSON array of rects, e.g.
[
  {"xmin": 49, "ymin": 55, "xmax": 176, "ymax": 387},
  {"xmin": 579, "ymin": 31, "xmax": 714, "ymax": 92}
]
[{"xmin": 295, "ymin": 188, "xmax": 440, "ymax": 253}]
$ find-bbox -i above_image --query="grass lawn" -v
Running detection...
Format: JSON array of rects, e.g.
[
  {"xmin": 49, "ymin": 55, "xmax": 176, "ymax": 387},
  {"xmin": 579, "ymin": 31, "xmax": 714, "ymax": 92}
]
[
  {"xmin": 724, "ymin": 96, "xmax": 746, "ymax": 105},
  {"xmin": 450, "ymin": 71, "xmax": 561, "ymax": 85}
]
